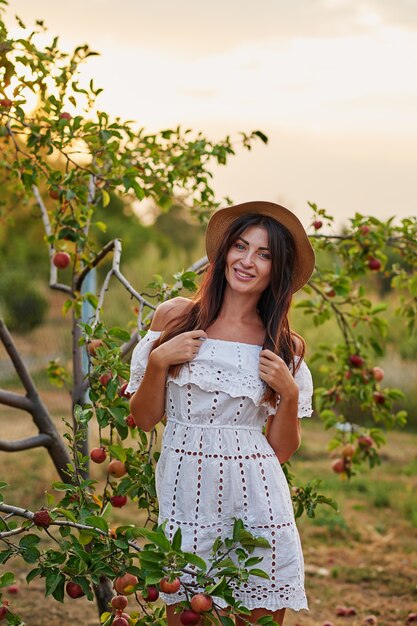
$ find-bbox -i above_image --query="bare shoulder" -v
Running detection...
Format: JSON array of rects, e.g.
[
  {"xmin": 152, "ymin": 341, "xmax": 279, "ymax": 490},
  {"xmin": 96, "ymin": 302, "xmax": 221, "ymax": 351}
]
[
  {"xmin": 291, "ymin": 333, "xmax": 305, "ymax": 357},
  {"xmin": 150, "ymin": 297, "xmax": 193, "ymax": 331}
]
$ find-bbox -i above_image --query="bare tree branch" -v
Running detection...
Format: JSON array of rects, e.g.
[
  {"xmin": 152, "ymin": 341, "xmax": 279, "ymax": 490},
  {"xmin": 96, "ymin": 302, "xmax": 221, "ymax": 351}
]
[
  {"xmin": 0, "ymin": 503, "xmax": 33, "ymax": 520},
  {"xmin": 32, "ymin": 184, "xmax": 73, "ymax": 295},
  {"xmin": 0, "ymin": 318, "xmax": 72, "ymax": 481},
  {"xmin": 92, "ymin": 239, "xmax": 155, "ymax": 328},
  {"xmin": 0, "ymin": 434, "xmax": 52, "ymax": 452},
  {"xmin": 75, "ymin": 239, "xmax": 116, "ymax": 291},
  {"xmin": 0, "ymin": 319, "xmax": 40, "ymax": 398},
  {"xmin": 0, "ymin": 389, "xmax": 33, "ymax": 412},
  {"xmin": 119, "ymin": 254, "xmax": 209, "ymax": 358}
]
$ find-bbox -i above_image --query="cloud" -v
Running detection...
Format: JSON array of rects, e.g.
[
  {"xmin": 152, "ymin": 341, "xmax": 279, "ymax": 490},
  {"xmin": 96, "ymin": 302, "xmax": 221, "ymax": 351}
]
[{"xmin": 10, "ymin": 0, "xmax": 417, "ymax": 60}]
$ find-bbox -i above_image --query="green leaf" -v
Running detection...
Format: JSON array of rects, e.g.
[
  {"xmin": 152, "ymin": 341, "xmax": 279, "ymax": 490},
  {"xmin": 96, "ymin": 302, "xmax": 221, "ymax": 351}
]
[
  {"xmin": 101, "ymin": 189, "xmax": 110, "ymax": 207},
  {"xmin": 135, "ymin": 528, "xmax": 171, "ymax": 552},
  {"xmin": 172, "ymin": 528, "xmax": 182, "ymax": 551},
  {"xmin": 26, "ymin": 567, "xmax": 42, "ymax": 584},
  {"xmin": 220, "ymin": 617, "xmax": 235, "ymax": 626},
  {"xmin": 78, "ymin": 530, "xmax": 94, "ymax": 545},
  {"xmin": 85, "ymin": 515, "xmax": 109, "ymax": 534},
  {"xmin": 249, "ymin": 568, "xmax": 270, "ymax": 579},
  {"xmin": 107, "ymin": 444, "xmax": 127, "ymax": 463},
  {"xmin": 108, "ymin": 327, "xmax": 131, "ymax": 341},
  {"xmin": 0, "ymin": 572, "xmax": 15, "ymax": 588},
  {"xmin": 183, "ymin": 551, "xmax": 207, "ymax": 572},
  {"xmin": 253, "ymin": 130, "xmax": 268, "ymax": 144}
]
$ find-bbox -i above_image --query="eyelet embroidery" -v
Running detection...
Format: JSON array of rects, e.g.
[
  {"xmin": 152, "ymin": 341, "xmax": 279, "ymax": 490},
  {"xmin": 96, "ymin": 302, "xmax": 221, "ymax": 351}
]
[{"xmin": 128, "ymin": 330, "xmax": 312, "ymax": 611}]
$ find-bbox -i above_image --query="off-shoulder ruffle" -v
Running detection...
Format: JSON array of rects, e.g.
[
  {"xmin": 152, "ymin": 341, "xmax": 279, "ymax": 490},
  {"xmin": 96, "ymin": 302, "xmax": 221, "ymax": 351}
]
[{"xmin": 126, "ymin": 330, "xmax": 313, "ymax": 418}]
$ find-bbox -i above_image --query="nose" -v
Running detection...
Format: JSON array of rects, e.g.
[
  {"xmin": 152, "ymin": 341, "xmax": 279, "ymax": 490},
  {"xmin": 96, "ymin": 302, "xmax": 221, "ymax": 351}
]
[{"xmin": 240, "ymin": 250, "xmax": 255, "ymax": 266}]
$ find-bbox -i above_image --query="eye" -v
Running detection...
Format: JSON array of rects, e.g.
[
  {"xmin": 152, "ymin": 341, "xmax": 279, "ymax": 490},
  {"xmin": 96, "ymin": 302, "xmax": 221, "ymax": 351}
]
[
  {"xmin": 235, "ymin": 242, "xmax": 245, "ymax": 250},
  {"xmin": 259, "ymin": 252, "xmax": 271, "ymax": 260}
]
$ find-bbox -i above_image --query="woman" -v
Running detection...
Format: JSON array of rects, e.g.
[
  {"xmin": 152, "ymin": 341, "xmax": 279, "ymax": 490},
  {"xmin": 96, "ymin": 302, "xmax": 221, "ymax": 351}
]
[{"xmin": 127, "ymin": 201, "xmax": 315, "ymax": 625}]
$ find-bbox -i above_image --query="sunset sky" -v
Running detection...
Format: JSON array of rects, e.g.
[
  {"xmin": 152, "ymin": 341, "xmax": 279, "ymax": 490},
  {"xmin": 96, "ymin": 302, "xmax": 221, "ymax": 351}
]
[{"xmin": 8, "ymin": 0, "xmax": 417, "ymax": 227}]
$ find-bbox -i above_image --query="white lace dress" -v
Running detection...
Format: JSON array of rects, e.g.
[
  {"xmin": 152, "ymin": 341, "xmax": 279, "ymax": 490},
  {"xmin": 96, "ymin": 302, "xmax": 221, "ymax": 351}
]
[{"xmin": 126, "ymin": 330, "xmax": 313, "ymax": 611}]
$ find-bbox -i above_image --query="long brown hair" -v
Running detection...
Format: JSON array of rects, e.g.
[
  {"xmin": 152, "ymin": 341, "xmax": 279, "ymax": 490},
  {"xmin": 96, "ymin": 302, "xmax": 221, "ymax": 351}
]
[{"xmin": 152, "ymin": 213, "xmax": 305, "ymax": 406}]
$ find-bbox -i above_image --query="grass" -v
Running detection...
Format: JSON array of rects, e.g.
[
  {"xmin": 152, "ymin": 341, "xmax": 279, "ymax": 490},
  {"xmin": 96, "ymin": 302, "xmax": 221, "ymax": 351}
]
[{"xmin": 1, "ymin": 418, "xmax": 417, "ymax": 625}]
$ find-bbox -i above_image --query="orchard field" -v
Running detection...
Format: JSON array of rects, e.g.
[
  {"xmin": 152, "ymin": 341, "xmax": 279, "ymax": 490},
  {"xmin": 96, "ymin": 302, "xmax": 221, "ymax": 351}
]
[{"xmin": 1, "ymin": 406, "xmax": 416, "ymax": 626}]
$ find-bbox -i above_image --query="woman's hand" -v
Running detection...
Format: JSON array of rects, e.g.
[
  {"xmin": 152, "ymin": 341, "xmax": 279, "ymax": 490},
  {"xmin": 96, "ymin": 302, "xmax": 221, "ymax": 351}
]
[
  {"xmin": 150, "ymin": 330, "xmax": 207, "ymax": 369},
  {"xmin": 259, "ymin": 349, "xmax": 299, "ymax": 400}
]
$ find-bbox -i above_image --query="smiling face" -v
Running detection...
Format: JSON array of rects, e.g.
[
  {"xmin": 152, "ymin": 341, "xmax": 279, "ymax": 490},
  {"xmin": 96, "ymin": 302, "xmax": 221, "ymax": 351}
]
[{"xmin": 225, "ymin": 225, "xmax": 272, "ymax": 296}]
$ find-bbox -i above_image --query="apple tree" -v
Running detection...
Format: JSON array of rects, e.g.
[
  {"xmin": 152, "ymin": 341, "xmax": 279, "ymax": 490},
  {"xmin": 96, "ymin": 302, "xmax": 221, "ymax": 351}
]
[{"xmin": 1, "ymin": 4, "xmax": 417, "ymax": 625}]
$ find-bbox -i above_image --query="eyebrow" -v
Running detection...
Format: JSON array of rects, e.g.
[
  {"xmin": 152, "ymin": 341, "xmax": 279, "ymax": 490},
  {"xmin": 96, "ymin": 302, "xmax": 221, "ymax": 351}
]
[{"xmin": 238, "ymin": 236, "xmax": 270, "ymax": 251}]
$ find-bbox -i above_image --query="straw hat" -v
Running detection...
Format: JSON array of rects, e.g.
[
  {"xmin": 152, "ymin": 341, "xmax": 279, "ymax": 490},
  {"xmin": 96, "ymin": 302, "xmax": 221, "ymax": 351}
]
[{"xmin": 205, "ymin": 201, "xmax": 315, "ymax": 293}]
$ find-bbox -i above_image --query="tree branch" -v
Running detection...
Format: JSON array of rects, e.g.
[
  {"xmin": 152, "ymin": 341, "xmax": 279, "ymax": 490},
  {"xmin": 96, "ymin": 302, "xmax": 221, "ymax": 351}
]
[
  {"xmin": 0, "ymin": 319, "xmax": 40, "ymax": 398},
  {"xmin": 0, "ymin": 317, "xmax": 73, "ymax": 481},
  {"xmin": 32, "ymin": 184, "xmax": 73, "ymax": 295},
  {"xmin": 0, "ymin": 434, "xmax": 52, "ymax": 452},
  {"xmin": 0, "ymin": 389, "xmax": 33, "ymax": 412},
  {"xmin": 75, "ymin": 239, "xmax": 116, "ymax": 292},
  {"xmin": 92, "ymin": 239, "xmax": 155, "ymax": 328}
]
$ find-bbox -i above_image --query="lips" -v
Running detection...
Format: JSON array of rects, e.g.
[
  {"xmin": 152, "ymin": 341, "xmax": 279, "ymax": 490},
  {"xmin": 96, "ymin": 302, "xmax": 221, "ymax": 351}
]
[{"xmin": 233, "ymin": 267, "xmax": 255, "ymax": 280}]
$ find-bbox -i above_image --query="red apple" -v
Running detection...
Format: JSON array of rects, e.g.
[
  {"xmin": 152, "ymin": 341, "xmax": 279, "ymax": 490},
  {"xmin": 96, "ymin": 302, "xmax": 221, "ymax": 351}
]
[
  {"xmin": 372, "ymin": 391, "xmax": 386, "ymax": 405},
  {"xmin": 360, "ymin": 225, "xmax": 370, "ymax": 235},
  {"xmin": 159, "ymin": 577, "xmax": 181, "ymax": 594},
  {"xmin": 349, "ymin": 354, "xmax": 364, "ymax": 367},
  {"xmin": 108, "ymin": 459, "xmax": 127, "ymax": 478},
  {"xmin": 406, "ymin": 614, "xmax": 417, "ymax": 624},
  {"xmin": 313, "ymin": 220, "xmax": 323, "ymax": 230},
  {"xmin": 125, "ymin": 414, "xmax": 136, "ymax": 428},
  {"xmin": 322, "ymin": 623, "xmax": 335, "ymax": 626},
  {"xmin": 345, "ymin": 370, "xmax": 352, "ymax": 380},
  {"xmin": 368, "ymin": 257, "xmax": 381, "ymax": 271},
  {"xmin": 99, "ymin": 372, "xmax": 112, "ymax": 386},
  {"xmin": 371, "ymin": 366, "xmax": 384, "ymax": 381},
  {"xmin": 363, "ymin": 616, "xmax": 378, "ymax": 625},
  {"xmin": 112, "ymin": 618, "xmax": 129, "ymax": 626},
  {"xmin": 325, "ymin": 287, "xmax": 336, "ymax": 298},
  {"xmin": 190, "ymin": 593, "xmax": 213, "ymax": 613},
  {"xmin": 113, "ymin": 573, "xmax": 138, "ymax": 595},
  {"xmin": 346, "ymin": 607, "xmax": 357, "ymax": 616},
  {"xmin": 111, "ymin": 595, "xmax": 128, "ymax": 611},
  {"xmin": 336, "ymin": 606, "xmax": 349, "ymax": 616},
  {"xmin": 358, "ymin": 435, "xmax": 374, "ymax": 448},
  {"xmin": 6, "ymin": 585, "xmax": 18, "ymax": 594},
  {"xmin": 118, "ymin": 382, "xmax": 131, "ymax": 398},
  {"xmin": 59, "ymin": 112, "xmax": 72, "ymax": 120},
  {"xmin": 66, "ymin": 581, "xmax": 85, "ymax": 598},
  {"xmin": 180, "ymin": 609, "xmax": 201, "ymax": 625},
  {"xmin": 33, "ymin": 508, "xmax": 52, "ymax": 528},
  {"xmin": 331, "ymin": 458, "xmax": 346, "ymax": 474},
  {"xmin": 143, "ymin": 586, "xmax": 159, "ymax": 602},
  {"xmin": 111, "ymin": 495, "xmax": 128, "ymax": 508},
  {"xmin": 49, "ymin": 188, "xmax": 60, "ymax": 200},
  {"xmin": 53, "ymin": 251, "xmax": 71, "ymax": 269},
  {"xmin": 90, "ymin": 447, "xmax": 107, "ymax": 464},
  {"xmin": 0, "ymin": 98, "xmax": 12, "ymax": 108},
  {"xmin": 0, "ymin": 605, "xmax": 7, "ymax": 620},
  {"xmin": 87, "ymin": 339, "xmax": 103, "ymax": 356}
]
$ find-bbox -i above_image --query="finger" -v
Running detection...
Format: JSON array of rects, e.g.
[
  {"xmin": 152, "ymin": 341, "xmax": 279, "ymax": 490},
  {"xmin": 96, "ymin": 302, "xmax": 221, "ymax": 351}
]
[
  {"xmin": 260, "ymin": 349, "xmax": 276, "ymax": 359},
  {"xmin": 189, "ymin": 329, "xmax": 208, "ymax": 340}
]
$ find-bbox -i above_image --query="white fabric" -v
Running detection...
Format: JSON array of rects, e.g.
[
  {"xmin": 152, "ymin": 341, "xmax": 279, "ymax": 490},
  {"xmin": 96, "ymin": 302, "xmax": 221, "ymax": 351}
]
[{"xmin": 127, "ymin": 330, "xmax": 313, "ymax": 611}]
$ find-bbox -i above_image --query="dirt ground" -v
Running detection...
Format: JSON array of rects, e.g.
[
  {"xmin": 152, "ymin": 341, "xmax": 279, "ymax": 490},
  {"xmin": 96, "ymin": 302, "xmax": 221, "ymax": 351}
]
[{"xmin": 1, "ymin": 416, "xmax": 416, "ymax": 626}]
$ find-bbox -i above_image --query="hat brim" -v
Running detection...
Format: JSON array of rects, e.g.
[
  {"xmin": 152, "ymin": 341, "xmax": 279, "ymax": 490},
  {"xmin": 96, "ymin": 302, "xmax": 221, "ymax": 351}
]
[{"xmin": 205, "ymin": 201, "xmax": 315, "ymax": 293}]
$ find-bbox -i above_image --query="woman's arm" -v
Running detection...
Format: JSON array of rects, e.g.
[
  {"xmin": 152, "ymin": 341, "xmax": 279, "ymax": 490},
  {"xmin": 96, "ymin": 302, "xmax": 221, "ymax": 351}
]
[
  {"xmin": 260, "ymin": 337, "xmax": 304, "ymax": 463},
  {"xmin": 129, "ymin": 298, "xmax": 206, "ymax": 431}
]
